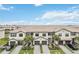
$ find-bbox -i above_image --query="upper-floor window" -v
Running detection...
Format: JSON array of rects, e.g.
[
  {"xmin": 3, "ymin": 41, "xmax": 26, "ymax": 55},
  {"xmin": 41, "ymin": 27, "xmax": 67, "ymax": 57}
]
[
  {"xmin": 19, "ymin": 33, "xmax": 23, "ymax": 37},
  {"xmin": 11, "ymin": 33, "xmax": 16, "ymax": 37},
  {"xmin": 35, "ymin": 33, "xmax": 39, "ymax": 36},
  {"xmin": 42, "ymin": 33, "xmax": 46, "ymax": 36},
  {"xmin": 71, "ymin": 32, "xmax": 76, "ymax": 36},
  {"xmin": 59, "ymin": 33, "xmax": 62, "ymax": 36},
  {"xmin": 65, "ymin": 33, "xmax": 69, "ymax": 37}
]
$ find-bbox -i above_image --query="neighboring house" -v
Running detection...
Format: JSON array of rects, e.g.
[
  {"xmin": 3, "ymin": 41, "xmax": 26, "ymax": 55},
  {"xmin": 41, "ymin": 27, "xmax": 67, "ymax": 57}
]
[
  {"xmin": 0, "ymin": 29, "xmax": 5, "ymax": 39},
  {"xmin": 8, "ymin": 25, "xmax": 79, "ymax": 46}
]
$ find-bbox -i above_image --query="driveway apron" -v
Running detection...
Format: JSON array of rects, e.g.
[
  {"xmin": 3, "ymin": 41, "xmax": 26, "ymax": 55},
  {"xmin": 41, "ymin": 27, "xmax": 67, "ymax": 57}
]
[
  {"xmin": 34, "ymin": 45, "xmax": 41, "ymax": 54},
  {"xmin": 42, "ymin": 45, "xmax": 50, "ymax": 54},
  {"xmin": 11, "ymin": 45, "xmax": 23, "ymax": 54}
]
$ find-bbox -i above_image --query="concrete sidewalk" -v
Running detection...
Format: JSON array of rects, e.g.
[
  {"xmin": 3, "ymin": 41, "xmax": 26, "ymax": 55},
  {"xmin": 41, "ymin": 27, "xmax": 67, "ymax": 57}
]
[
  {"xmin": 59, "ymin": 45, "xmax": 72, "ymax": 54},
  {"xmin": 1, "ymin": 50, "xmax": 10, "ymax": 54},
  {"xmin": 11, "ymin": 45, "xmax": 23, "ymax": 54},
  {"xmin": 34, "ymin": 45, "xmax": 41, "ymax": 54},
  {"xmin": 42, "ymin": 45, "xmax": 50, "ymax": 54}
]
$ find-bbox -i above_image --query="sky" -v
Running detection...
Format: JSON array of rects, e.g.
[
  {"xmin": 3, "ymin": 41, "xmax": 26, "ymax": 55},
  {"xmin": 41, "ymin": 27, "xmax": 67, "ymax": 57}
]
[{"xmin": 0, "ymin": 4, "xmax": 79, "ymax": 25}]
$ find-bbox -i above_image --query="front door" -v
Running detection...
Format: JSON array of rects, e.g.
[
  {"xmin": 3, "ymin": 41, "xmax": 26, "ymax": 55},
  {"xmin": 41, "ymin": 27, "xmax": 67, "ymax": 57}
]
[{"xmin": 42, "ymin": 41, "xmax": 47, "ymax": 45}]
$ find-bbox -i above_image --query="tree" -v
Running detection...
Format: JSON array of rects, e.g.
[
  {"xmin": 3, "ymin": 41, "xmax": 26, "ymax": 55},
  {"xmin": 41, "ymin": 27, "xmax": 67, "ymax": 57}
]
[
  {"xmin": 24, "ymin": 35, "xmax": 33, "ymax": 47},
  {"xmin": 74, "ymin": 36, "xmax": 79, "ymax": 42},
  {"xmin": 52, "ymin": 34, "xmax": 60, "ymax": 41},
  {"xmin": 52, "ymin": 34, "xmax": 60, "ymax": 45}
]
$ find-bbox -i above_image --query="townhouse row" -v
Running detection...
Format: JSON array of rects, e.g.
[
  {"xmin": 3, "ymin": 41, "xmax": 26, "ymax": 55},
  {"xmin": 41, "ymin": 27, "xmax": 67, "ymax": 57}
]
[{"xmin": 0, "ymin": 25, "xmax": 79, "ymax": 45}]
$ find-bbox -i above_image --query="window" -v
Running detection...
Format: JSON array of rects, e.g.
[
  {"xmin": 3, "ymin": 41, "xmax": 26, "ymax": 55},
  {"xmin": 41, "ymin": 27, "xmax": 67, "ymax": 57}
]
[
  {"xmin": 35, "ymin": 33, "xmax": 39, "ymax": 36},
  {"xmin": 19, "ymin": 33, "xmax": 23, "ymax": 37},
  {"xmin": 59, "ymin": 33, "xmax": 62, "ymax": 36},
  {"xmin": 71, "ymin": 32, "xmax": 76, "ymax": 36},
  {"xmin": 42, "ymin": 33, "xmax": 46, "ymax": 36},
  {"xmin": 65, "ymin": 33, "xmax": 69, "ymax": 37},
  {"xmin": 11, "ymin": 33, "xmax": 16, "ymax": 37}
]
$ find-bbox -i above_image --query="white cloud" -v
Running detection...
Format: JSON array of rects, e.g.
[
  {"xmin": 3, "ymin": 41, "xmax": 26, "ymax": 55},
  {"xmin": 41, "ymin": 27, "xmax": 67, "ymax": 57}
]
[
  {"xmin": 34, "ymin": 4, "xmax": 43, "ymax": 7},
  {"xmin": 40, "ymin": 10, "xmax": 79, "ymax": 20},
  {"xmin": 0, "ymin": 4, "xmax": 14, "ymax": 11}
]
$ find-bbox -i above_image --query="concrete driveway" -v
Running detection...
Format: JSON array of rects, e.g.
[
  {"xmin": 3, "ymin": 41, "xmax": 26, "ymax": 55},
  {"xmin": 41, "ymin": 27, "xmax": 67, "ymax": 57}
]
[
  {"xmin": 59, "ymin": 45, "xmax": 72, "ymax": 54},
  {"xmin": 34, "ymin": 45, "xmax": 40, "ymax": 54},
  {"xmin": 11, "ymin": 45, "xmax": 23, "ymax": 54},
  {"xmin": 42, "ymin": 45, "xmax": 50, "ymax": 54}
]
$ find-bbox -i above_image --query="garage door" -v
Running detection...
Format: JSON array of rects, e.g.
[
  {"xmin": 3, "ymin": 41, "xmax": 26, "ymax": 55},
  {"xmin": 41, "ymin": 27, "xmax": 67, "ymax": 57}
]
[
  {"xmin": 35, "ymin": 41, "xmax": 40, "ymax": 45},
  {"xmin": 59, "ymin": 41, "xmax": 63, "ymax": 45},
  {"xmin": 42, "ymin": 41, "xmax": 47, "ymax": 45}
]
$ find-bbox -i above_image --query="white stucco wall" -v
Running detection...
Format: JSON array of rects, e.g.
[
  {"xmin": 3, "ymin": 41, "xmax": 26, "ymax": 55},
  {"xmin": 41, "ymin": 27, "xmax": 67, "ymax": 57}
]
[{"xmin": 0, "ymin": 30, "xmax": 5, "ymax": 39}]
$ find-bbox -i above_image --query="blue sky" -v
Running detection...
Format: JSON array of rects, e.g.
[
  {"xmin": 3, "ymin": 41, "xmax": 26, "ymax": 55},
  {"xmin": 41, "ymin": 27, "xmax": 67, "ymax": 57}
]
[{"xmin": 0, "ymin": 4, "xmax": 79, "ymax": 25}]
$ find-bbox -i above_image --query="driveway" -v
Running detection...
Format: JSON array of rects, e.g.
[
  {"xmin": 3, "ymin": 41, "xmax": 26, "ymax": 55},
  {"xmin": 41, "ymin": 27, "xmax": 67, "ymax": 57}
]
[
  {"xmin": 59, "ymin": 45, "xmax": 72, "ymax": 54},
  {"xmin": 11, "ymin": 45, "xmax": 23, "ymax": 54},
  {"xmin": 34, "ymin": 45, "xmax": 40, "ymax": 54},
  {"xmin": 42, "ymin": 45, "xmax": 50, "ymax": 54},
  {"xmin": 1, "ymin": 50, "xmax": 10, "ymax": 54}
]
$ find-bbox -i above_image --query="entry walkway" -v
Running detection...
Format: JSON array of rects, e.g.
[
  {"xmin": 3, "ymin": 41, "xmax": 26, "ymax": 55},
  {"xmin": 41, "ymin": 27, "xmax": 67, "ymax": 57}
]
[
  {"xmin": 59, "ymin": 45, "xmax": 72, "ymax": 54},
  {"xmin": 42, "ymin": 45, "xmax": 50, "ymax": 54},
  {"xmin": 34, "ymin": 45, "xmax": 41, "ymax": 54},
  {"xmin": 1, "ymin": 50, "xmax": 10, "ymax": 54},
  {"xmin": 11, "ymin": 45, "xmax": 23, "ymax": 54}
]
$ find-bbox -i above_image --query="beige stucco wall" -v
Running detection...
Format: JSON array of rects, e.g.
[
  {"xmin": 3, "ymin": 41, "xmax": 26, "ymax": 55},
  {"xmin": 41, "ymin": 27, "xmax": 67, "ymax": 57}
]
[
  {"xmin": 55, "ymin": 29, "xmax": 72, "ymax": 40},
  {"xmin": 9, "ymin": 32, "xmax": 25, "ymax": 40}
]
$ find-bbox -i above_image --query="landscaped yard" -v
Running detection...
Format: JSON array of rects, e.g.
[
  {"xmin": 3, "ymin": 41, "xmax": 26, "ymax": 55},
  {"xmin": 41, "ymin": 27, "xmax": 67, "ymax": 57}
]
[
  {"xmin": 19, "ymin": 46, "xmax": 34, "ymax": 54},
  {"xmin": 0, "ymin": 49, "xmax": 4, "ymax": 53},
  {"xmin": 49, "ymin": 44, "xmax": 64, "ymax": 54},
  {"xmin": 0, "ymin": 38, "xmax": 8, "ymax": 46},
  {"xmin": 50, "ymin": 49, "xmax": 64, "ymax": 54}
]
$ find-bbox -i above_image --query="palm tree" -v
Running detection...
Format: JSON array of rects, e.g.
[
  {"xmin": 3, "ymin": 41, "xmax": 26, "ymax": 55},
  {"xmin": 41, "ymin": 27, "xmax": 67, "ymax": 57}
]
[
  {"xmin": 52, "ymin": 34, "xmax": 60, "ymax": 44},
  {"xmin": 24, "ymin": 35, "xmax": 33, "ymax": 47}
]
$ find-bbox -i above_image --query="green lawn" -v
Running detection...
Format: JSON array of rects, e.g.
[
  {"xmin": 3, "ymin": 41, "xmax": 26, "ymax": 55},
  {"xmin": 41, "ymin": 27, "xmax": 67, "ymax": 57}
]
[
  {"xmin": 19, "ymin": 47, "xmax": 34, "ymax": 54},
  {"xmin": 0, "ymin": 49, "xmax": 4, "ymax": 53},
  {"xmin": 50, "ymin": 49, "xmax": 64, "ymax": 54},
  {"xmin": 40, "ymin": 45, "xmax": 43, "ymax": 53},
  {"xmin": 49, "ymin": 44, "xmax": 64, "ymax": 54},
  {"xmin": 0, "ymin": 38, "xmax": 8, "ymax": 46}
]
